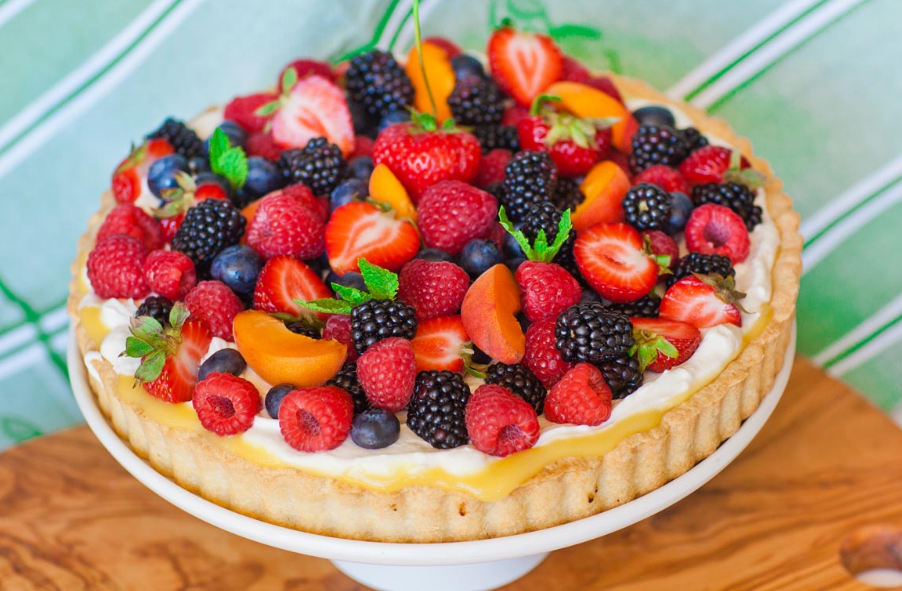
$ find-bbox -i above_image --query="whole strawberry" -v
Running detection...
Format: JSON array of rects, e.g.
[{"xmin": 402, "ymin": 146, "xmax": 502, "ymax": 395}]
[
  {"xmin": 397, "ymin": 258, "xmax": 469, "ymax": 321},
  {"xmin": 356, "ymin": 337, "xmax": 417, "ymax": 412},
  {"xmin": 418, "ymin": 180, "xmax": 498, "ymax": 255},
  {"xmin": 87, "ymin": 234, "xmax": 150, "ymax": 299},
  {"xmin": 544, "ymin": 363, "xmax": 613, "ymax": 426},
  {"xmin": 523, "ymin": 317, "xmax": 573, "ymax": 389},
  {"xmin": 465, "ymin": 384, "xmax": 540, "ymax": 457}
]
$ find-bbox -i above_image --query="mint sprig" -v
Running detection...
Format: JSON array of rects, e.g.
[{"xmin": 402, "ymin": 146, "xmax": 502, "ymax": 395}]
[
  {"xmin": 296, "ymin": 258, "xmax": 400, "ymax": 315},
  {"xmin": 498, "ymin": 205, "xmax": 572, "ymax": 263},
  {"xmin": 209, "ymin": 128, "xmax": 248, "ymax": 190}
]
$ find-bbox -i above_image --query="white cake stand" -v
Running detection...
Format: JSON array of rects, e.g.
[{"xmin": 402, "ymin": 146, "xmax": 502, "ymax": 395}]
[{"xmin": 68, "ymin": 326, "xmax": 795, "ymax": 591}]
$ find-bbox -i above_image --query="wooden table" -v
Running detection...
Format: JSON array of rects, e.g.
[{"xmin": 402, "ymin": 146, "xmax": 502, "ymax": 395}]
[{"xmin": 1, "ymin": 358, "xmax": 901, "ymax": 590}]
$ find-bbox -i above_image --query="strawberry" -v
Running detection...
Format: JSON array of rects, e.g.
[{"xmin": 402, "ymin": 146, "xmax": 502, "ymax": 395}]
[
  {"xmin": 270, "ymin": 75, "xmax": 354, "ymax": 156},
  {"xmin": 417, "ymin": 181, "xmax": 498, "ymax": 256},
  {"xmin": 322, "ymin": 314, "xmax": 357, "ymax": 362},
  {"xmin": 183, "ymin": 280, "xmax": 244, "ymax": 340},
  {"xmin": 487, "ymin": 27, "xmax": 563, "ymax": 107},
  {"xmin": 278, "ymin": 59, "xmax": 335, "ymax": 85},
  {"xmin": 356, "ymin": 337, "xmax": 417, "ymax": 412},
  {"xmin": 324, "ymin": 201, "xmax": 419, "ymax": 275},
  {"xmin": 224, "ymin": 92, "xmax": 278, "ymax": 133},
  {"xmin": 684, "ymin": 203, "xmax": 750, "ymax": 264},
  {"xmin": 97, "ymin": 203, "xmax": 163, "ymax": 251},
  {"xmin": 573, "ymin": 223, "xmax": 658, "ymax": 303},
  {"xmin": 351, "ymin": 136, "xmax": 374, "ymax": 159},
  {"xmin": 111, "ymin": 139, "xmax": 174, "ymax": 204},
  {"xmin": 561, "ymin": 55, "xmax": 591, "ymax": 83},
  {"xmin": 474, "ymin": 149, "xmax": 511, "ymax": 188},
  {"xmin": 634, "ymin": 165, "xmax": 691, "ymax": 195},
  {"xmin": 193, "ymin": 373, "xmax": 261, "ymax": 436},
  {"xmin": 678, "ymin": 146, "xmax": 752, "ymax": 186},
  {"xmin": 86, "ymin": 234, "xmax": 150, "ymax": 299},
  {"xmin": 410, "ymin": 315, "xmax": 469, "ymax": 372},
  {"xmin": 586, "ymin": 76, "xmax": 623, "ymax": 103},
  {"xmin": 245, "ymin": 132, "xmax": 283, "ymax": 161},
  {"xmin": 282, "ymin": 183, "xmax": 329, "ymax": 222},
  {"xmin": 279, "ymin": 386, "xmax": 354, "ymax": 452},
  {"xmin": 523, "ymin": 317, "xmax": 573, "ymax": 389},
  {"xmin": 544, "ymin": 363, "xmax": 613, "ymax": 426},
  {"xmin": 659, "ymin": 275, "xmax": 744, "ymax": 329},
  {"xmin": 465, "ymin": 384, "xmax": 540, "ymax": 457},
  {"xmin": 143, "ymin": 250, "xmax": 196, "ymax": 301},
  {"xmin": 253, "ymin": 255, "xmax": 331, "ymax": 321},
  {"xmin": 501, "ymin": 104, "xmax": 529, "ymax": 127},
  {"xmin": 642, "ymin": 230, "xmax": 679, "ymax": 269},
  {"xmin": 245, "ymin": 188, "xmax": 326, "ymax": 260},
  {"xmin": 372, "ymin": 120, "xmax": 481, "ymax": 201},
  {"xmin": 397, "ymin": 259, "xmax": 469, "ymax": 321},
  {"xmin": 630, "ymin": 317, "xmax": 701, "ymax": 372}
]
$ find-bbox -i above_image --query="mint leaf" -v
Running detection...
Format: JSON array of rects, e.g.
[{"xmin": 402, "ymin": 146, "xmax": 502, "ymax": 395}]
[
  {"xmin": 123, "ymin": 336, "xmax": 154, "ymax": 359},
  {"xmin": 135, "ymin": 350, "xmax": 166, "ymax": 383},
  {"xmin": 332, "ymin": 283, "xmax": 372, "ymax": 306},
  {"xmin": 498, "ymin": 206, "xmax": 534, "ymax": 259},
  {"xmin": 358, "ymin": 259, "xmax": 398, "ymax": 300},
  {"xmin": 498, "ymin": 206, "xmax": 572, "ymax": 263},
  {"xmin": 209, "ymin": 128, "xmax": 249, "ymax": 190},
  {"xmin": 296, "ymin": 298, "xmax": 354, "ymax": 315}
]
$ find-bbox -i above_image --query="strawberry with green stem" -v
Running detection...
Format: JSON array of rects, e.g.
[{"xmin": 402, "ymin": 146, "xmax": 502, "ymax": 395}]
[
  {"xmin": 111, "ymin": 138, "xmax": 175, "ymax": 204},
  {"xmin": 630, "ymin": 317, "xmax": 701, "ymax": 373}
]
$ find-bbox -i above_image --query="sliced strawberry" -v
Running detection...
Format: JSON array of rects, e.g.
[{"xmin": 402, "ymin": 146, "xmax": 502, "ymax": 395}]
[
  {"xmin": 111, "ymin": 139, "xmax": 174, "ymax": 204},
  {"xmin": 278, "ymin": 59, "xmax": 335, "ymax": 85},
  {"xmin": 325, "ymin": 201, "xmax": 419, "ymax": 275},
  {"xmin": 573, "ymin": 223, "xmax": 658, "ymax": 303},
  {"xmin": 410, "ymin": 315, "xmax": 469, "ymax": 372},
  {"xmin": 272, "ymin": 75, "xmax": 354, "ymax": 156},
  {"xmin": 144, "ymin": 320, "xmax": 212, "ymax": 403},
  {"xmin": 488, "ymin": 27, "xmax": 563, "ymax": 107},
  {"xmin": 659, "ymin": 275, "xmax": 743, "ymax": 329},
  {"xmin": 224, "ymin": 92, "xmax": 278, "ymax": 133},
  {"xmin": 253, "ymin": 255, "xmax": 331, "ymax": 321},
  {"xmin": 630, "ymin": 317, "xmax": 701, "ymax": 372}
]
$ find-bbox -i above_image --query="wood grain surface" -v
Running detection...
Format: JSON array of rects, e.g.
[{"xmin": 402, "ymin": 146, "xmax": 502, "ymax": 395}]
[{"xmin": 0, "ymin": 358, "xmax": 900, "ymax": 591}]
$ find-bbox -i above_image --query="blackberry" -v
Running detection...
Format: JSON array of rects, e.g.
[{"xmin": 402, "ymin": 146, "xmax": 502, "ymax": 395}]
[
  {"xmin": 285, "ymin": 321, "xmax": 321, "ymax": 339},
  {"xmin": 605, "ymin": 293, "xmax": 660, "ymax": 318},
  {"xmin": 484, "ymin": 363, "xmax": 546, "ymax": 414},
  {"xmin": 327, "ymin": 363, "xmax": 371, "ymax": 415},
  {"xmin": 447, "ymin": 78, "xmax": 505, "ymax": 126},
  {"xmin": 345, "ymin": 50, "xmax": 414, "ymax": 120},
  {"xmin": 692, "ymin": 182, "xmax": 762, "ymax": 230},
  {"xmin": 147, "ymin": 118, "xmax": 204, "ymax": 159},
  {"xmin": 350, "ymin": 299, "xmax": 418, "ymax": 354},
  {"xmin": 555, "ymin": 303, "xmax": 634, "ymax": 364},
  {"xmin": 279, "ymin": 137, "xmax": 347, "ymax": 196},
  {"xmin": 472, "ymin": 125, "xmax": 520, "ymax": 153},
  {"xmin": 669, "ymin": 252, "xmax": 735, "ymax": 286},
  {"xmin": 629, "ymin": 124, "xmax": 690, "ymax": 174},
  {"xmin": 135, "ymin": 296, "xmax": 173, "ymax": 327},
  {"xmin": 172, "ymin": 198, "xmax": 246, "ymax": 274},
  {"xmin": 622, "ymin": 183, "xmax": 672, "ymax": 231},
  {"xmin": 680, "ymin": 127, "xmax": 709, "ymax": 153},
  {"xmin": 499, "ymin": 151, "xmax": 558, "ymax": 221},
  {"xmin": 406, "ymin": 370, "xmax": 470, "ymax": 449},
  {"xmin": 553, "ymin": 177, "xmax": 585, "ymax": 212},
  {"xmin": 598, "ymin": 356, "xmax": 643, "ymax": 399}
]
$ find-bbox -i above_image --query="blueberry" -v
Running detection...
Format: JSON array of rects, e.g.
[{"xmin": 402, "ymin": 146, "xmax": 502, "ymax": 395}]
[
  {"xmin": 378, "ymin": 109, "xmax": 410, "ymax": 133},
  {"xmin": 348, "ymin": 156, "xmax": 375, "ymax": 180},
  {"xmin": 415, "ymin": 248, "xmax": 454, "ymax": 263},
  {"xmin": 217, "ymin": 121, "xmax": 248, "ymax": 147},
  {"xmin": 194, "ymin": 171, "xmax": 233, "ymax": 197},
  {"xmin": 451, "ymin": 54, "xmax": 487, "ymax": 80},
  {"xmin": 351, "ymin": 408, "xmax": 400, "ymax": 449},
  {"xmin": 330, "ymin": 178, "xmax": 368, "ymax": 213},
  {"xmin": 470, "ymin": 345, "xmax": 492, "ymax": 365},
  {"xmin": 198, "ymin": 348, "xmax": 247, "ymax": 382},
  {"xmin": 265, "ymin": 383, "xmax": 295, "ymax": 419},
  {"xmin": 459, "ymin": 239, "xmax": 504, "ymax": 279},
  {"xmin": 147, "ymin": 154, "xmax": 189, "ymax": 198},
  {"xmin": 188, "ymin": 156, "xmax": 210, "ymax": 175},
  {"xmin": 667, "ymin": 191, "xmax": 695, "ymax": 234},
  {"xmin": 211, "ymin": 245, "xmax": 264, "ymax": 295},
  {"xmin": 505, "ymin": 257, "xmax": 526, "ymax": 274},
  {"xmin": 503, "ymin": 232, "xmax": 524, "ymax": 259},
  {"xmin": 633, "ymin": 105, "xmax": 676, "ymax": 128},
  {"xmin": 241, "ymin": 156, "xmax": 284, "ymax": 200},
  {"xmin": 580, "ymin": 289, "xmax": 602, "ymax": 304},
  {"xmin": 330, "ymin": 271, "xmax": 367, "ymax": 294}
]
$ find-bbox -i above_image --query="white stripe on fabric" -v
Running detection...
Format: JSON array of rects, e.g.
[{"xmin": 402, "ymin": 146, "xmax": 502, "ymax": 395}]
[
  {"xmin": 813, "ymin": 292, "xmax": 902, "ymax": 366},
  {"xmin": 802, "ymin": 180, "xmax": 902, "ymax": 274},
  {"xmin": 0, "ymin": 0, "xmax": 178, "ymax": 154},
  {"xmin": 690, "ymin": 0, "xmax": 866, "ymax": 109},
  {"xmin": 0, "ymin": 0, "xmax": 37, "ymax": 30},
  {"xmin": 0, "ymin": 343, "xmax": 43, "ymax": 383},
  {"xmin": 393, "ymin": 0, "xmax": 439, "ymax": 54},
  {"xmin": 39, "ymin": 306, "xmax": 69, "ymax": 333},
  {"xmin": 0, "ymin": 0, "xmax": 205, "ymax": 183},
  {"xmin": 0, "ymin": 324, "xmax": 37, "ymax": 357},
  {"xmin": 667, "ymin": 0, "xmax": 823, "ymax": 100},
  {"xmin": 377, "ymin": 0, "xmax": 412, "ymax": 51},
  {"xmin": 828, "ymin": 318, "xmax": 902, "ymax": 377},
  {"xmin": 800, "ymin": 153, "xmax": 902, "ymax": 242}
]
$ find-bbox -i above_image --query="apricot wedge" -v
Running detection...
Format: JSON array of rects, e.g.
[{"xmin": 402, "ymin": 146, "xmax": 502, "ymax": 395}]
[
  {"xmin": 369, "ymin": 163, "xmax": 417, "ymax": 222},
  {"xmin": 233, "ymin": 310, "xmax": 346, "ymax": 387},
  {"xmin": 406, "ymin": 41, "xmax": 455, "ymax": 122},
  {"xmin": 461, "ymin": 264, "xmax": 525, "ymax": 364},
  {"xmin": 574, "ymin": 161, "xmax": 631, "ymax": 231},
  {"xmin": 545, "ymin": 81, "xmax": 639, "ymax": 153}
]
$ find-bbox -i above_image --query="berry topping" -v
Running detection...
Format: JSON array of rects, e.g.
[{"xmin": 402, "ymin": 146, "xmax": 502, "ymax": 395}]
[
  {"xmin": 642, "ymin": 230, "xmax": 679, "ymax": 267},
  {"xmin": 684, "ymin": 203, "xmax": 751, "ymax": 264},
  {"xmin": 147, "ymin": 154, "xmax": 190, "ymax": 198},
  {"xmin": 192, "ymin": 373, "xmax": 261, "ymax": 436},
  {"xmin": 278, "ymin": 58, "xmax": 334, "ymax": 84},
  {"xmin": 472, "ymin": 124, "xmax": 521, "ymax": 153},
  {"xmin": 322, "ymin": 314, "xmax": 358, "ymax": 363},
  {"xmin": 351, "ymin": 299, "xmax": 418, "ymax": 354},
  {"xmin": 111, "ymin": 139, "xmax": 175, "ymax": 204},
  {"xmin": 597, "ymin": 356, "xmax": 643, "ymax": 399},
  {"xmin": 632, "ymin": 105, "xmax": 676, "ymax": 127},
  {"xmin": 87, "ymin": 234, "xmax": 150, "ymax": 299},
  {"xmin": 345, "ymin": 50, "xmax": 414, "ymax": 120},
  {"xmin": 487, "ymin": 27, "xmax": 563, "ymax": 107},
  {"xmin": 210, "ymin": 244, "xmax": 264, "ymax": 297},
  {"xmin": 670, "ymin": 252, "xmax": 735, "ymax": 286},
  {"xmin": 447, "ymin": 77, "xmax": 505, "ymax": 126},
  {"xmin": 397, "ymin": 258, "xmax": 469, "ymax": 321},
  {"xmin": 245, "ymin": 186, "xmax": 325, "ymax": 261},
  {"xmin": 264, "ymin": 383, "xmax": 295, "ymax": 419},
  {"xmin": 147, "ymin": 118, "xmax": 204, "ymax": 159},
  {"xmin": 278, "ymin": 137, "xmax": 347, "ymax": 196},
  {"xmin": 523, "ymin": 317, "xmax": 573, "ymax": 389},
  {"xmin": 356, "ymin": 337, "xmax": 417, "ymax": 412},
  {"xmin": 659, "ymin": 275, "xmax": 745, "ymax": 329},
  {"xmin": 474, "ymin": 148, "xmax": 512, "ymax": 188},
  {"xmin": 678, "ymin": 145, "xmax": 738, "ymax": 186},
  {"xmin": 465, "ymin": 384, "xmax": 540, "ymax": 457},
  {"xmin": 326, "ymin": 362, "xmax": 370, "ymax": 415},
  {"xmin": 498, "ymin": 150, "xmax": 558, "ymax": 221},
  {"xmin": 622, "ymin": 183, "xmax": 672, "ymax": 232},
  {"xmin": 484, "ymin": 362, "xmax": 547, "ymax": 413},
  {"xmin": 459, "ymin": 239, "xmax": 506, "ymax": 280},
  {"xmin": 418, "ymin": 180, "xmax": 498, "ymax": 256},
  {"xmin": 325, "ymin": 201, "xmax": 419, "ymax": 274},
  {"xmin": 270, "ymin": 74, "xmax": 354, "ymax": 156},
  {"xmin": 544, "ymin": 363, "xmax": 613, "ymax": 426},
  {"xmin": 605, "ymin": 293, "xmax": 661, "ymax": 319},
  {"xmin": 143, "ymin": 250, "xmax": 196, "ymax": 301},
  {"xmin": 135, "ymin": 295, "xmax": 173, "ymax": 328},
  {"xmin": 407, "ymin": 370, "xmax": 470, "ymax": 449},
  {"xmin": 98, "ymin": 204, "xmax": 164, "ymax": 251},
  {"xmin": 410, "ymin": 315, "xmax": 469, "ymax": 372},
  {"xmin": 224, "ymin": 92, "xmax": 279, "ymax": 133},
  {"xmin": 198, "ymin": 348, "xmax": 247, "ymax": 381},
  {"xmin": 184, "ymin": 280, "xmax": 244, "ymax": 340},
  {"xmin": 555, "ymin": 302, "xmax": 634, "ymax": 364},
  {"xmin": 629, "ymin": 124, "xmax": 690, "ymax": 174},
  {"xmin": 351, "ymin": 408, "xmax": 401, "ymax": 450},
  {"xmin": 691, "ymin": 182, "xmax": 763, "ymax": 231},
  {"xmin": 573, "ymin": 223, "xmax": 659, "ymax": 303},
  {"xmin": 279, "ymin": 386, "xmax": 354, "ymax": 452},
  {"xmin": 633, "ymin": 164, "xmax": 691, "ymax": 195},
  {"xmin": 171, "ymin": 198, "xmax": 246, "ymax": 274},
  {"xmin": 253, "ymin": 255, "xmax": 330, "ymax": 321},
  {"xmin": 630, "ymin": 317, "xmax": 701, "ymax": 373}
]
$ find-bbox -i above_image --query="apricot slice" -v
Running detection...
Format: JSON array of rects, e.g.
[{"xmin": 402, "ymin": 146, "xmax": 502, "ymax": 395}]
[
  {"xmin": 369, "ymin": 163, "xmax": 417, "ymax": 222},
  {"xmin": 406, "ymin": 41, "xmax": 455, "ymax": 123},
  {"xmin": 545, "ymin": 81, "xmax": 638, "ymax": 153},
  {"xmin": 461, "ymin": 264, "xmax": 525, "ymax": 364},
  {"xmin": 233, "ymin": 310, "xmax": 346, "ymax": 387},
  {"xmin": 574, "ymin": 161, "xmax": 631, "ymax": 231}
]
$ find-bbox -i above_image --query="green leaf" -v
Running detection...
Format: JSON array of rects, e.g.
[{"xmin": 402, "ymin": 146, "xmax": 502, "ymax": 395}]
[
  {"xmin": 123, "ymin": 336, "xmax": 154, "ymax": 359},
  {"xmin": 332, "ymin": 283, "xmax": 372, "ymax": 306},
  {"xmin": 169, "ymin": 302, "xmax": 190, "ymax": 330},
  {"xmin": 548, "ymin": 23, "xmax": 602, "ymax": 41},
  {"xmin": 636, "ymin": 344, "xmax": 658, "ymax": 373},
  {"xmin": 281, "ymin": 66, "xmax": 298, "ymax": 95},
  {"xmin": 209, "ymin": 128, "xmax": 249, "ymax": 190},
  {"xmin": 358, "ymin": 259, "xmax": 399, "ymax": 300},
  {"xmin": 296, "ymin": 298, "xmax": 354, "ymax": 315},
  {"xmin": 498, "ymin": 206, "xmax": 535, "ymax": 259},
  {"xmin": 135, "ymin": 350, "xmax": 166, "ymax": 383},
  {"xmin": 498, "ymin": 206, "xmax": 571, "ymax": 263},
  {"xmin": 253, "ymin": 100, "xmax": 282, "ymax": 117},
  {"xmin": 130, "ymin": 315, "xmax": 163, "ymax": 343},
  {"xmin": 544, "ymin": 209, "xmax": 573, "ymax": 261},
  {"xmin": 655, "ymin": 337, "xmax": 679, "ymax": 359}
]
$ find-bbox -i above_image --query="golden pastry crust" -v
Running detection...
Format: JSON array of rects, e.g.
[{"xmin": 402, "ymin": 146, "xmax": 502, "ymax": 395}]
[{"xmin": 67, "ymin": 74, "xmax": 802, "ymax": 543}]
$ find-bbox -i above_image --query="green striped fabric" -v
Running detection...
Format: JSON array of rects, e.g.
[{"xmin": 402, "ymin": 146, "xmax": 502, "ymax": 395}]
[{"xmin": 1, "ymin": 0, "xmax": 899, "ymax": 449}]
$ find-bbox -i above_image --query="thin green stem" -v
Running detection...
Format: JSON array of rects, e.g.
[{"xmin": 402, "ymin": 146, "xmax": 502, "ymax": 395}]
[{"xmin": 413, "ymin": 0, "xmax": 438, "ymax": 120}]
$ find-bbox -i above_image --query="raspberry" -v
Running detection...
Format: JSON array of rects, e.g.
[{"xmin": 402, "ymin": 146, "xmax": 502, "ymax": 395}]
[
  {"xmin": 97, "ymin": 204, "xmax": 163, "ymax": 251},
  {"xmin": 356, "ymin": 337, "xmax": 417, "ymax": 412},
  {"xmin": 397, "ymin": 259, "xmax": 469, "ymax": 321},
  {"xmin": 633, "ymin": 165, "xmax": 691, "ymax": 195},
  {"xmin": 322, "ymin": 314, "xmax": 358, "ymax": 362},
  {"xmin": 684, "ymin": 203, "xmax": 750, "ymax": 264},
  {"xmin": 515, "ymin": 261, "xmax": 582, "ymax": 323},
  {"xmin": 279, "ymin": 386, "xmax": 354, "ymax": 452},
  {"xmin": 561, "ymin": 55, "xmax": 591, "ymax": 83},
  {"xmin": 193, "ymin": 373, "xmax": 261, "ymax": 436},
  {"xmin": 86, "ymin": 234, "xmax": 150, "ymax": 299},
  {"xmin": 465, "ymin": 384, "xmax": 540, "ymax": 457},
  {"xmin": 143, "ymin": 250, "xmax": 197, "ymax": 300},
  {"xmin": 417, "ymin": 181, "xmax": 498, "ymax": 256},
  {"xmin": 523, "ymin": 318, "xmax": 573, "ymax": 389},
  {"xmin": 474, "ymin": 149, "xmax": 511, "ymax": 188},
  {"xmin": 642, "ymin": 230, "xmax": 679, "ymax": 268},
  {"xmin": 245, "ymin": 132, "xmax": 283, "ymax": 161},
  {"xmin": 245, "ymin": 190, "xmax": 325, "ymax": 260},
  {"xmin": 184, "ymin": 280, "xmax": 244, "ymax": 340},
  {"xmin": 278, "ymin": 59, "xmax": 335, "ymax": 84},
  {"xmin": 224, "ymin": 92, "xmax": 278, "ymax": 133},
  {"xmin": 501, "ymin": 104, "xmax": 529, "ymax": 127},
  {"xmin": 544, "ymin": 363, "xmax": 613, "ymax": 426}
]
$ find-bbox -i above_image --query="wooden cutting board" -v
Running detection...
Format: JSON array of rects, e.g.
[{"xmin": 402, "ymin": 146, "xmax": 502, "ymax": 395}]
[{"xmin": 0, "ymin": 358, "xmax": 900, "ymax": 591}]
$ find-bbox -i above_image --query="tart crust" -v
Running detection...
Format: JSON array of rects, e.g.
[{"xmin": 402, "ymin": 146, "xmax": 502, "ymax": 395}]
[{"xmin": 67, "ymin": 74, "xmax": 802, "ymax": 543}]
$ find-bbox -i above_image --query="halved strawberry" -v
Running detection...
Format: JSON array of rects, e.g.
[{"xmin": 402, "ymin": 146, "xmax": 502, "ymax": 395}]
[
  {"xmin": 143, "ymin": 320, "xmax": 212, "ymax": 403},
  {"xmin": 271, "ymin": 74, "xmax": 354, "ymax": 156},
  {"xmin": 111, "ymin": 138, "xmax": 174, "ymax": 204},
  {"xmin": 253, "ymin": 255, "xmax": 331, "ymax": 321},
  {"xmin": 630, "ymin": 317, "xmax": 701, "ymax": 372},
  {"xmin": 410, "ymin": 315, "xmax": 469, "ymax": 372},
  {"xmin": 679, "ymin": 145, "xmax": 752, "ymax": 186},
  {"xmin": 488, "ymin": 27, "xmax": 563, "ymax": 107},
  {"xmin": 573, "ymin": 223, "xmax": 658, "ymax": 303},
  {"xmin": 325, "ymin": 201, "xmax": 419, "ymax": 275},
  {"xmin": 659, "ymin": 275, "xmax": 744, "ymax": 329}
]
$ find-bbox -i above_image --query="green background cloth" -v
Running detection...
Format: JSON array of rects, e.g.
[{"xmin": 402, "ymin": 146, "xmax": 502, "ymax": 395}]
[{"xmin": 1, "ymin": 0, "xmax": 900, "ymax": 449}]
